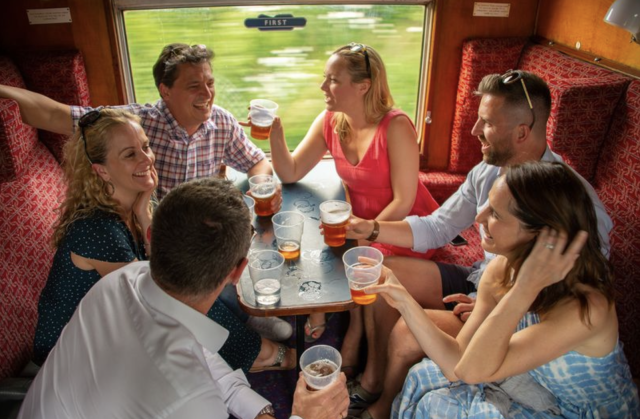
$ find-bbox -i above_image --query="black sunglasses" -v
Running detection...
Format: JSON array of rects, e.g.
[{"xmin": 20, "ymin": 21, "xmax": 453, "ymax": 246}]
[
  {"xmin": 348, "ymin": 43, "xmax": 371, "ymax": 79},
  {"xmin": 500, "ymin": 70, "xmax": 535, "ymax": 129},
  {"xmin": 78, "ymin": 109, "xmax": 103, "ymax": 164}
]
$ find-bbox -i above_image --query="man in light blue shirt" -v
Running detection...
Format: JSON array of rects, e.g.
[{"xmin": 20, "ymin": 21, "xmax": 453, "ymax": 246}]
[{"xmin": 343, "ymin": 71, "xmax": 613, "ymax": 419}]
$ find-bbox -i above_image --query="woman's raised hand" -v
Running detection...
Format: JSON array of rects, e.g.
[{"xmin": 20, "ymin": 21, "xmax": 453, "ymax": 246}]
[
  {"xmin": 364, "ymin": 263, "xmax": 412, "ymax": 310},
  {"xmin": 515, "ymin": 227, "xmax": 588, "ymax": 293}
]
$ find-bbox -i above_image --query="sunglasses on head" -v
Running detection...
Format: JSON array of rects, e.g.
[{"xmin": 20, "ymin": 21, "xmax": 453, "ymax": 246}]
[
  {"xmin": 500, "ymin": 70, "xmax": 536, "ymax": 129},
  {"xmin": 78, "ymin": 109, "xmax": 103, "ymax": 164},
  {"xmin": 348, "ymin": 43, "xmax": 371, "ymax": 79}
]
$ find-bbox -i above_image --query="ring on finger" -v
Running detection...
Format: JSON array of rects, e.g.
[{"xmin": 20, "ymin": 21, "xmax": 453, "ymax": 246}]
[{"xmin": 544, "ymin": 243, "xmax": 555, "ymax": 250}]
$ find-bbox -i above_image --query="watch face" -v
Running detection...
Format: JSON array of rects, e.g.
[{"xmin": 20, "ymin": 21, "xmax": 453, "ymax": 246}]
[{"xmin": 260, "ymin": 405, "xmax": 275, "ymax": 417}]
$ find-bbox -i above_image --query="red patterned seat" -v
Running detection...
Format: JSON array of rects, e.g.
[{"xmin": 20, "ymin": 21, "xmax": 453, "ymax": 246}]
[
  {"xmin": 422, "ymin": 38, "xmax": 631, "ymax": 201},
  {"xmin": 0, "ymin": 51, "xmax": 89, "ymax": 382},
  {"xmin": 593, "ymin": 80, "xmax": 640, "ymax": 379},
  {"xmin": 420, "ymin": 37, "xmax": 640, "ymax": 380}
]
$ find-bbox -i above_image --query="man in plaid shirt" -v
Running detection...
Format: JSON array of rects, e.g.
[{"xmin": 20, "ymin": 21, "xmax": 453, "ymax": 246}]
[
  {"xmin": 0, "ymin": 43, "xmax": 272, "ymax": 200},
  {"xmin": 0, "ymin": 43, "xmax": 294, "ymax": 350}
]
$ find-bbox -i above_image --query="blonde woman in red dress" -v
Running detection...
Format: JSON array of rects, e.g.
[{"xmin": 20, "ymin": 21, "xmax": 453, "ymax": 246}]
[{"xmin": 268, "ymin": 43, "xmax": 439, "ymax": 375}]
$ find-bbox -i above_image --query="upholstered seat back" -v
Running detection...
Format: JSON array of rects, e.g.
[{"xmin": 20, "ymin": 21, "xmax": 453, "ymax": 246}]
[
  {"xmin": 593, "ymin": 80, "xmax": 640, "ymax": 378},
  {"xmin": 0, "ymin": 51, "xmax": 89, "ymax": 381}
]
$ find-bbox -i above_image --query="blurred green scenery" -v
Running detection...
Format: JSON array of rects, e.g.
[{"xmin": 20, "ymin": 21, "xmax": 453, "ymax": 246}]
[{"xmin": 123, "ymin": 4, "xmax": 426, "ymax": 152}]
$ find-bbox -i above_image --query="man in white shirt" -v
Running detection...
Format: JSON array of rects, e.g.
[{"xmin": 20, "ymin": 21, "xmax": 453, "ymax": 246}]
[
  {"xmin": 19, "ymin": 178, "xmax": 349, "ymax": 419},
  {"xmin": 343, "ymin": 70, "xmax": 613, "ymax": 419}
]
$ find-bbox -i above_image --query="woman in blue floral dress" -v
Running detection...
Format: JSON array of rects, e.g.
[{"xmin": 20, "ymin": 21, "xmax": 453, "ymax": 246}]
[{"xmin": 365, "ymin": 161, "xmax": 639, "ymax": 418}]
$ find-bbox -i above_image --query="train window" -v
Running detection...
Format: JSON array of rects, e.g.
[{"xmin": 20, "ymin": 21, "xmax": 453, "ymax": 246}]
[{"xmin": 112, "ymin": 1, "xmax": 433, "ymax": 152}]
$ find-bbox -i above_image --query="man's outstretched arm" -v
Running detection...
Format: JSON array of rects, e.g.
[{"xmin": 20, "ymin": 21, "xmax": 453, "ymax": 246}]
[{"xmin": 0, "ymin": 85, "xmax": 73, "ymax": 135}]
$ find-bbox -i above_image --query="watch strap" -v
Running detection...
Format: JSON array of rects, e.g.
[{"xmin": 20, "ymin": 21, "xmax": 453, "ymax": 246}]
[
  {"xmin": 258, "ymin": 405, "xmax": 276, "ymax": 418},
  {"xmin": 366, "ymin": 220, "xmax": 380, "ymax": 242}
]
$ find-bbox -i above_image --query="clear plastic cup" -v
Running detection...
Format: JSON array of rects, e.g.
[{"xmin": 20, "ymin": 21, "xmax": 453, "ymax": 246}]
[
  {"xmin": 248, "ymin": 250, "xmax": 285, "ymax": 306},
  {"xmin": 272, "ymin": 211, "xmax": 305, "ymax": 260},
  {"xmin": 249, "ymin": 99, "xmax": 278, "ymax": 140},
  {"xmin": 319, "ymin": 200, "xmax": 352, "ymax": 247},
  {"xmin": 300, "ymin": 345, "xmax": 342, "ymax": 390},
  {"xmin": 342, "ymin": 246, "xmax": 383, "ymax": 305},
  {"xmin": 243, "ymin": 195, "xmax": 255, "ymax": 219}
]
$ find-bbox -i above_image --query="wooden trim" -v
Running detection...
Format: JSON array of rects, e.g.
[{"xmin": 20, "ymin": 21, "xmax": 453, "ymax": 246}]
[{"xmin": 533, "ymin": 35, "xmax": 640, "ymax": 80}]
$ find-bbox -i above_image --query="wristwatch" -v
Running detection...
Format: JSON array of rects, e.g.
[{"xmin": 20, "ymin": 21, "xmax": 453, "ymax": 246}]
[
  {"xmin": 257, "ymin": 405, "xmax": 276, "ymax": 418},
  {"xmin": 366, "ymin": 220, "xmax": 380, "ymax": 242}
]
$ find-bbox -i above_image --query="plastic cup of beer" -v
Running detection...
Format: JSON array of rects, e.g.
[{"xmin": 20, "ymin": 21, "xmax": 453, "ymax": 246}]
[
  {"xmin": 248, "ymin": 174, "xmax": 278, "ymax": 217},
  {"xmin": 320, "ymin": 200, "xmax": 352, "ymax": 247},
  {"xmin": 248, "ymin": 250, "xmax": 284, "ymax": 306},
  {"xmin": 343, "ymin": 246, "xmax": 383, "ymax": 305},
  {"xmin": 243, "ymin": 195, "xmax": 255, "ymax": 219},
  {"xmin": 300, "ymin": 345, "xmax": 342, "ymax": 390},
  {"xmin": 272, "ymin": 211, "xmax": 305, "ymax": 261},
  {"xmin": 249, "ymin": 99, "xmax": 278, "ymax": 140}
]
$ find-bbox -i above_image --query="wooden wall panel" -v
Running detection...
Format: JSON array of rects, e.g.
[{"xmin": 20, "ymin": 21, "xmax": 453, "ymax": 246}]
[
  {"xmin": 422, "ymin": 0, "xmax": 539, "ymax": 170},
  {"xmin": 0, "ymin": 0, "xmax": 121, "ymax": 106},
  {"xmin": 537, "ymin": 0, "xmax": 640, "ymax": 71},
  {"xmin": 0, "ymin": 1, "xmax": 74, "ymax": 50}
]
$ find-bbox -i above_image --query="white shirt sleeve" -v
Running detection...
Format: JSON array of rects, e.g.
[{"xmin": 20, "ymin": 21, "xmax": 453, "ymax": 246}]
[
  {"xmin": 164, "ymin": 387, "xmax": 231, "ymax": 419},
  {"xmin": 203, "ymin": 347, "xmax": 270, "ymax": 419}
]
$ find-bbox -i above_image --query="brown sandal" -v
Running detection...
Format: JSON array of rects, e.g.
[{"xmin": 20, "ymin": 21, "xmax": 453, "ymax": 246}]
[{"xmin": 249, "ymin": 343, "xmax": 296, "ymax": 373}]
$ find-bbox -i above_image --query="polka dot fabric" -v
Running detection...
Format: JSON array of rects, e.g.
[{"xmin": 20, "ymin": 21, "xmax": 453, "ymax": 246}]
[{"xmin": 33, "ymin": 210, "xmax": 145, "ymax": 365}]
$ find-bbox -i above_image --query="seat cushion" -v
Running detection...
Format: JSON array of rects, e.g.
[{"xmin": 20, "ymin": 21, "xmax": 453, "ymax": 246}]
[
  {"xmin": 432, "ymin": 225, "xmax": 484, "ymax": 267},
  {"xmin": 546, "ymin": 77, "xmax": 630, "ymax": 181},
  {"xmin": 518, "ymin": 44, "xmax": 627, "ymax": 80},
  {"xmin": 593, "ymin": 80, "xmax": 640, "ymax": 379},
  {"xmin": 419, "ymin": 171, "xmax": 467, "ymax": 205},
  {"xmin": 0, "ymin": 100, "xmax": 38, "ymax": 183},
  {"xmin": 14, "ymin": 51, "xmax": 91, "ymax": 163},
  {"xmin": 0, "ymin": 56, "xmax": 26, "ymax": 89},
  {"xmin": 0, "ymin": 142, "xmax": 64, "ymax": 380}
]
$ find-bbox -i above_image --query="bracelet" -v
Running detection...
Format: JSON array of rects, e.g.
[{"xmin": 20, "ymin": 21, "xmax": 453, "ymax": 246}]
[{"xmin": 366, "ymin": 220, "xmax": 380, "ymax": 242}]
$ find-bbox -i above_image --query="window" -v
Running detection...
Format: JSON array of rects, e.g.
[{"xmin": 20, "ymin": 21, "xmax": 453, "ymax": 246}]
[{"xmin": 113, "ymin": 1, "xmax": 433, "ymax": 152}]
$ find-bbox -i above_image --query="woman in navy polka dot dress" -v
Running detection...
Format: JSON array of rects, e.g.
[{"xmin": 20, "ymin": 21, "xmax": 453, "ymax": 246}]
[
  {"xmin": 33, "ymin": 108, "xmax": 295, "ymax": 375},
  {"xmin": 33, "ymin": 109, "xmax": 157, "ymax": 365}
]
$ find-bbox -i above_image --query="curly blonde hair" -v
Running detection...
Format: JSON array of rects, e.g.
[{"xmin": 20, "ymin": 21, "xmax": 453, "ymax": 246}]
[
  {"xmin": 331, "ymin": 43, "xmax": 394, "ymax": 142},
  {"xmin": 51, "ymin": 109, "xmax": 146, "ymax": 248}
]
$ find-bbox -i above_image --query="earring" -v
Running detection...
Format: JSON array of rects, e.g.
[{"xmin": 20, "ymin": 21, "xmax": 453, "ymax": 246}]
[{"xmin": 103, "ymin": 180, "xmax": 115, "ymax": 197}]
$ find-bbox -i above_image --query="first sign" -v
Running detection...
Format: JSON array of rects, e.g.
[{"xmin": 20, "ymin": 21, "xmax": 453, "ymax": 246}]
[{"xmin": 245, "ymin": 14, "xmax": 307, "ymax": 31}]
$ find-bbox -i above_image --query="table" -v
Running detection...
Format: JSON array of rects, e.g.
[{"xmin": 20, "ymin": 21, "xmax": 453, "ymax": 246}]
[{"xmin": 232, "ymin": 160, "xmax": 356, "ymax": 368}]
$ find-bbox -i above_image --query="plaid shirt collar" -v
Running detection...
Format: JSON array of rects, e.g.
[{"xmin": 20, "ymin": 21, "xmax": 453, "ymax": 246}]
[{"xmin": 156, "ymin": 99, "xmax": 214, "ymax": 138}]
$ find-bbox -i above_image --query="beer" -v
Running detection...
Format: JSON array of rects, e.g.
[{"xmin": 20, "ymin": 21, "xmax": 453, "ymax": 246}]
[
  {"xmin": 250, "ymin": 121, "xmax": 272, "ymax": 140},
  {"xmin": 322, "ymin": 217, "xmax": 349, "ymax": 247},
  {"xmin": 249, "ymin": 99, "xmax": 277, "ymax": 140},
  {"xmin": 349, "ymin": 287, "xmax": 377, "ymax": 305},
  {"xmin": 320, "ymin": 200, "xmax": 351, "ymax": 248},
  {"xmin": 252, "ymin": 183, "xmax": 276, "ymax": 216},
  {"xmin": 346, "ymin": 261, "xmax": 380, "ymax": 305},
  {"xmin": 278, "ymin": 240, "xmax": 301, "ymax": 260}
]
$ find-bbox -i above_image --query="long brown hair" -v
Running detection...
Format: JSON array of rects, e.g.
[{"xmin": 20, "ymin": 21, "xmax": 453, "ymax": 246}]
[
  {"xmin": 51, "ymin": 109, "xmax": 148, "ymax": 248},
  {"xmin": 331, "ymin": 43, "xmax": 394, "ymax": 142},
  {"xmin": 503, "ymin": 161, "xmax": 613, "ymax": 324}
]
